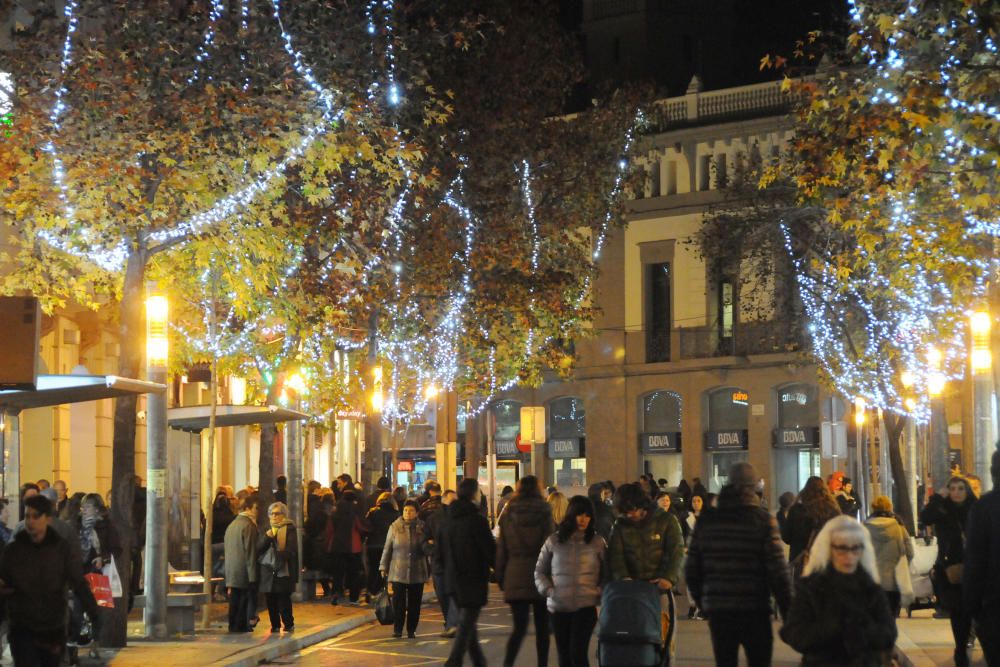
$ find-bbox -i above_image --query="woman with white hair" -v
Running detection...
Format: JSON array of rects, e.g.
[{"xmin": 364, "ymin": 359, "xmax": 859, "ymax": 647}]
[
  {"xmin": 780, "ymin": 515, "xmax": 896, "ymax": 666},
  {"xmin": 257, "ymin": 501, "xmax": 299, "ymax": 633}
]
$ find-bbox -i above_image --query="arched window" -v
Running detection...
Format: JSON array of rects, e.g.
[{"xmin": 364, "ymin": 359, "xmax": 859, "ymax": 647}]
[
  {"xmin": 778, "ymin": 384, "xmax": 819, "ymax": 428},
  {"xmin": 642, "ymin": 391, "xmax": 682, "ymax": 433},
  {"xmin": 707, "ymin": 387, "xmax": 749, "ymax": 431},
  {"xmin": 549, "ymin": 397, "xmax": 585, "ymax": 438}
]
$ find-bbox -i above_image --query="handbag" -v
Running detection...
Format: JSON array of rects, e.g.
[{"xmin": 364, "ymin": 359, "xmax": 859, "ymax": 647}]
[
  {"xmin": 791, "ymin": 529, "xmax": 818, "ymax": 579},
  {"xmin": 944, "ymin": 563, "xmax": 963, "ymax": 585},
  {"xmin": 85, "ymin": 573, "xmax": 115, "ymax": 608},
  {"xmin": 374, "ymin": 579, "xmax": 394, "ymax": 626}
]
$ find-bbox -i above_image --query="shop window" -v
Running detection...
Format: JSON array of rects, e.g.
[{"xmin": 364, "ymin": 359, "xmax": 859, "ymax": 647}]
[
  {"xmin": 708, "ymin": 387, "xmax": 749, "ymax": 431},
  {"xmin": 549, "ymin": 397, "xmax": 585, "ymax": 437},
  {"xmin": 778, "ymin": 384, "xmax": 819, "ymax": 428},
  {"xmin": 718, "ymin": 278, "xmax": 734, "ymax": 345},
  {"xmin": 642, "ymin": 391, "xmax": 682, "ymax": 433}
]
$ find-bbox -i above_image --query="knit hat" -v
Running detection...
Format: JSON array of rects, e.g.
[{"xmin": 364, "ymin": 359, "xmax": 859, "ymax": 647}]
[
  {"xmin": 728, "ymin": 462, "xmax": 758, "ymax": 488},
  {"xmin": 871, "ymin": 495, "xmax": 893, "ymax": 514}
]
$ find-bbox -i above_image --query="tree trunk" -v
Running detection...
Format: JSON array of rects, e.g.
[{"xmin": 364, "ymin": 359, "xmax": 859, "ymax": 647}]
[
  {"xmin": 257, "ymin": 382, "xmax": 280, "ymax": 525},
  {"xmin": 106, "ymin": 248, "xmax": 147, "ymax": 647},
  {"xmin": 883, "ymin": 411, "xmax": 915, "ymax": 533}
]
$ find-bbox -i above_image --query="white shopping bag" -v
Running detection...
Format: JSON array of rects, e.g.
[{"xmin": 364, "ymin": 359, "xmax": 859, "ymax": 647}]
[{"xmin": 103, "ymin": 555, "xmax": 124, "ymax": 598}]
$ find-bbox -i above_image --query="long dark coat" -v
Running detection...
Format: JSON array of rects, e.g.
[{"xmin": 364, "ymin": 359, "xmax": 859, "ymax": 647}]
[
  {"xmin": 444, "ymin": 498, "xmax": 495, "ymax": 608},
  {"xmin": 496, "ymin": 496, "xmax": 554, "ymax": 602}
]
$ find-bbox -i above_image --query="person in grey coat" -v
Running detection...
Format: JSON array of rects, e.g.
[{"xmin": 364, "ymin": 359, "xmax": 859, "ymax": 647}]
[
  {"xmin": 257, "ymin": 502, "xmax": 299, "ymax": 633},
  {"xmin": 535, "ymin": 495, "xmax": 607, "ymax": 667},
  {"xmin": 496, "ymin": 475, "xmax": 555, "ymax": 667},
  {"xmin": 224, "ymin": 494, "xmax": 259, "ymax": 632},
  {"xmin": 380, "ymin": 500, "xmax": 432, "ymax": 638}
]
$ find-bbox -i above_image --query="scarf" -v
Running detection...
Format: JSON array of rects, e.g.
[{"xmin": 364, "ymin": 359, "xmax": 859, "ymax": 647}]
[
  {"xmin": 80, "ymin": 513, "xmax": 100, "ymax": 562},
  {"xmin": 270, "ymin": 517, "xmax": 294, "ymax": 550}
]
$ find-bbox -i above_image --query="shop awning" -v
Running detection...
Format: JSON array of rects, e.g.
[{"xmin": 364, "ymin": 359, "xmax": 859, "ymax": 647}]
[
  {"xmin": 0, "ymin": 374, "xmax": 166, "ymax": 413},
  {"xmin": 167, "ymin": 404, "xmax": 311, "ymax": 433}
]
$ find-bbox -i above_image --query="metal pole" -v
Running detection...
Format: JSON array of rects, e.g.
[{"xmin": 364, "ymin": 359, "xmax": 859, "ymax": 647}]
[
  {"xmin": 286, "ymin": 416, "xmax": 304, "ymax": 600},
  {"xmin": 145, "ymin": 366, "xmax": 168, "ymax": 639},
  {"xmin": 856, "ymin": 417, "xmax": 868, "ymax": 519},
  {"xmin": 974, "ymin": 373, "xmax": 995, "ymax": 492},
  {"xmin": 905, "ymin": 415, "xmax": 917, "ymax": 532}
]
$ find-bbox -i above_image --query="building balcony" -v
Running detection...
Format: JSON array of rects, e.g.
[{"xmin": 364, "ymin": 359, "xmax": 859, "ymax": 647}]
[{"xmin": 677, "ymin": 321, "xmax": 803, "ymax": 360}]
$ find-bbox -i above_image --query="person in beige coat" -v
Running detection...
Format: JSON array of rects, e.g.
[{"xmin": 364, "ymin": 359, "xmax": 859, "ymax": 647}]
[
  {"xmin": 380, "ymin": 500, "xmax": 431, "ymax": 638},
  {"xmin": 864, "ymin": 495, "xmax": 913, "ymax": 617}
]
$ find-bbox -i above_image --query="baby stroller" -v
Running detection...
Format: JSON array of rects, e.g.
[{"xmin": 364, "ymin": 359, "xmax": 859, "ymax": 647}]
[{"xmin": 598, "ymin": 580, "xmax": 672, "ymax": 667}]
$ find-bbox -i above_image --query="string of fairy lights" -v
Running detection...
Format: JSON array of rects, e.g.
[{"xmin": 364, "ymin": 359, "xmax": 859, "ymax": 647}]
[
  {"xmin": 788, "ymin": 0, "xmax": 998, "ymax": 419},
  {"xmin": 28, "ymin": 1, "xmax": 641, "ymax": 427}
]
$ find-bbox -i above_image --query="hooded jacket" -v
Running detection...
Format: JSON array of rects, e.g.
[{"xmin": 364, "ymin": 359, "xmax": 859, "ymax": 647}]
[
  {"xmin": 496, "ymin": 495, "xmax": 555, "ymax": 601},
  {"xmin": 380, "ymin": 517, "xmax": 432, "ymax": 584},
  {"xmin": 864, "ymin": 514, "xmax": 913, "ymax": 592},
  {"xmin": 608, "ymin": 506, "xmax": 684, "ymax": 584},
  {"xmin": 0, "ymin": 527, "xmax": 99, "ymax": 638},
  {"xmin": 366, "ymin": 500, "xmax": 400, "ymax": 550},
  {"xmin": 535, "ymin": 531, "xmax": 607, "ymax": 613},
  {"xmin": 587, "ymin": 483, "xmax": 614, "ymax": 541},
  {"xmin": 444, "ymin": 498, "xmax": 495, "ymax": 607},
  {"xmin": 685, "ymin": 484, "xmax": 792, "ymax": 617}
]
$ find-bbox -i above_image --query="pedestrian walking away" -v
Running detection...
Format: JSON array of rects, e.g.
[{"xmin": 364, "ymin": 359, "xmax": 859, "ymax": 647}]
[
  {"xmin": 365, "ymin": 491, "xmax": 400, "ymax": 602},
  {"xmin": 380, "ymin": 500, "xmax": 432, "ymax": 639},
  {"xmin": 780, "ymin": 515, "xmax": 897, "ymax": 666},
  {"xmin": 963, "ymin": 450, "xmax": 1000, "ymax": 667},
  {"xmin": 784, "ymin": 476, "xmax": 841, "ymax": 574},
  {"xmin": 224, "ymin": 494, "xmax": 260, "ymax": 633},
  {"xmin": 921, "ymin": 475, "xmax": 978, "ymax": 667},
  {"xmin": 535, "ymin": 495, "xmax": 607, "ymax": 667},
  {"xmin": 443, "ymin": 478, "xmax": 495, "ymax": 667},
  {"xmin": 427, "ymin": 488, "xmax": 459, "ymax": 636},
  {"xmin": 608, "ymin": 481, "xmax": 684, "ymax": 665},
  {"xmin": 258, "ymin": 502, "xmax": 298, "ymax": 633},
  {"xmin": 685, "ymin": 462, "xmax": 792, "ymax": 667},
  {"xmin": 864, "ymin": 495, "xmax": 914, "ymax": 619},
  {"xmin": 496, "ymin": 475, "xmax": 555, "ymax": 667}
]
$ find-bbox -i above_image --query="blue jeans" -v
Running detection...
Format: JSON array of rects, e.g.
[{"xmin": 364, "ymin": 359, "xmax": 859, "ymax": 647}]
[{"xmin": 433, "ymin": 573, "xmax": 458, "ymax": 629}]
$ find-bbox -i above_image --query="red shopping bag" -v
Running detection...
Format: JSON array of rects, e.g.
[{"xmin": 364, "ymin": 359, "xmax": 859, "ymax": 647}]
[{"xmin": 85, "ymin": 572, "xmax": 115, "ymax": 608}]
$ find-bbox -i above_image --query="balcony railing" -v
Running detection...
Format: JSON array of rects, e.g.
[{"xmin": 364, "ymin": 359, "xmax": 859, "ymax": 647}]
[{"xmin": 676, "ymin": 321, "xmax": 802, "ymax": 361}]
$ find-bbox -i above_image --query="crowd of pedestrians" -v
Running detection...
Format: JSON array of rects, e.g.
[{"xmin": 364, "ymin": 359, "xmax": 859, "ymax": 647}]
[{"xmin": 1, "ymin": 449, "xmax": 998, "ymax": 667}]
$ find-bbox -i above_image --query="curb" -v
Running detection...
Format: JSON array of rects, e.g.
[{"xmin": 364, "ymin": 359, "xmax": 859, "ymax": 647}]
[
  {"xmin": 218, "ymin": 610, "xmax": 376, "ymax": 667},
  {"xmin": 216, "ymin": 590, "xmax": 436, "ymax": 667}
]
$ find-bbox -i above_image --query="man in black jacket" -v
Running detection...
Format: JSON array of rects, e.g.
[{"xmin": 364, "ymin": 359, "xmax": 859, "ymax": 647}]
[
  {"xmin": 444, "ymin": 479, "xmax": 495, "ymax": 667},
  {"xmin": 425, "ymin": 486, "xmax": 458, "ymax": 637},
  {"xmin": 685, "ymin": 462, "xmax": 792, "ymax": 667},
  {"xmin": 0, "ymin": 495, "xmax": 99, "ymax": 667},
  {"xmin": 965, "ymin": 449, "xmax": 1000, "ymax": 666}
]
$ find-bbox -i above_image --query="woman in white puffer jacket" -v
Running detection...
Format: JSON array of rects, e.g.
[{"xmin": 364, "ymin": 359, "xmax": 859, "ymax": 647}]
[{"xmin": 535, "ymin": 495, "xmax": 608, "ymax": 667}]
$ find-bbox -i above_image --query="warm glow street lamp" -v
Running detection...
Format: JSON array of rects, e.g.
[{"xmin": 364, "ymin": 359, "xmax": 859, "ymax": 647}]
[
  {"xmin": 970, "ymin": 310, "xmax": 995, "ymax": 491},
  {"xmin": 144, "ymin": 287, "xmax": 169, "ymax": 638}
]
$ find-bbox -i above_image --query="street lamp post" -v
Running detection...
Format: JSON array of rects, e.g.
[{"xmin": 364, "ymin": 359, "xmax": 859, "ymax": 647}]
[
  {"xmin": 854, "ymin": 397, "xmax": 868, "ymax": 517},
  {"xmin": 286, "ymin": 372, "xmax": 306, "ymax": 600},
  {"xmin": 144, "ymin": 288, "xmax": 169, "ymax": 639},
  {"xmin": 970, "ymin": 311, "xmax": 995, "ymax": 492}
]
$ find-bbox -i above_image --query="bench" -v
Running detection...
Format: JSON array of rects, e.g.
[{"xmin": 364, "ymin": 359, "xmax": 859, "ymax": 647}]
[{"xmin": 134, "ymin": 591, "xmax": 209, "ymax": 635}]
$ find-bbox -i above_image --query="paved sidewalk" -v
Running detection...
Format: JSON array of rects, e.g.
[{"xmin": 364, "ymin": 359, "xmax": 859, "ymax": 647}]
[
  {"xmin": 897, "ymin": 610, "xmax": 988, "ymax": 667},
  {"xmin": 41, "ymin": 586, "xmax": 433, "ymax": 667}
]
